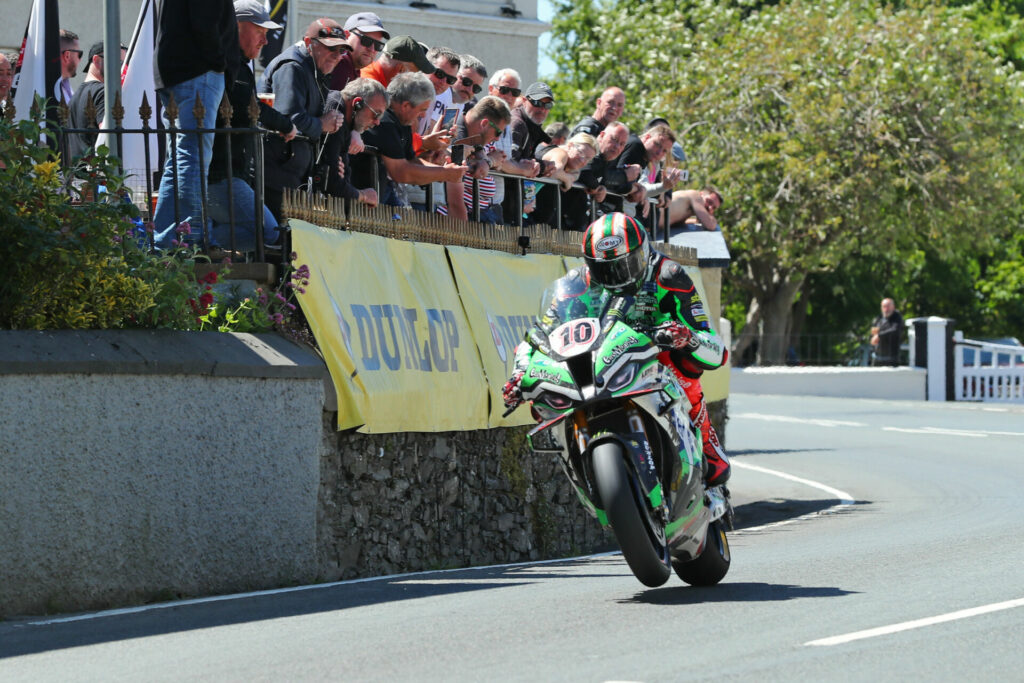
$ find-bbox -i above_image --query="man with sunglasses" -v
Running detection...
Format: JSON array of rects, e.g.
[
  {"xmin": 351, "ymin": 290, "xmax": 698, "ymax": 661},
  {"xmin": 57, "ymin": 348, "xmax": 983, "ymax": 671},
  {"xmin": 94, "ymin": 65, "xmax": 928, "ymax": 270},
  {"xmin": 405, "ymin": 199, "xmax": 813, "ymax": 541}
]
[
  {"xmin": 360, "ymin": 35, "xmax": 434, "ymax": 88},
  {"xmin": 320, "ymin": 78, "xmax": 388, "ymax": 207},
  {"xmin": 258, "ymin": 17, "xmax": 350, "ymax": 222},
  {"xmin": 352, "ymin": 72, "xmax": 468, "ymax": 207},
  {"xmin": 328, "ymin": 12, "xmax": 390, "ymax": 91},
  {"xmin": 53, "ymin": 29, "xmax": 80, "ymax": 105},
  {"xmin": 443, "ymin": 95, "xmax": 513, "ymax": 222},
  {"xmin": 451, "ymin": 54, "xmax": 487, "ymax": 108},
  {"xmin": 501, "ymin": 81, "xmax": 555, "ymax": 224}
]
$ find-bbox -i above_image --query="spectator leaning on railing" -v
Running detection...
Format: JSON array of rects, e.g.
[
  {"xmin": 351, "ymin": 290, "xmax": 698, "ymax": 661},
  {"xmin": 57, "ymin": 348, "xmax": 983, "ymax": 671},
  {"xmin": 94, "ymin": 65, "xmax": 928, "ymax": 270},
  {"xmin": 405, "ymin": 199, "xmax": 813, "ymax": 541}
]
[
  {"xmin": 501, "ymin": 81, "xmax": 554, "ymax": 225},
  {"xmin": 667, "ymin": 186, "xmax": 723, "ymax": 232},
  {"xmin": 617, "ymin": 123, "xmax": 681, "ymax": 223},
  {"xmin": 353, "ymin": 72, "xmax": 466, "ymax": 207},
  {"xmin": 319, "ymin": 78, "xmax": 388, "ymax": 207},
  {"xmin": 443, "ymin": 95, "xmax": 512, "ymax": 221},
  {"xmin": 563, "ymin": 121, "xmax": 638, "ymax": 230},
  {"xmin": 258, "ymin": 17, "xmax": 349, "ymax": 222},
  {"xmin": 205, "ymin": 0, "xmax": 295, "ymax": 253},
  {"xmin": 531, "ymin": 132, "xmax": 598, "ymax": 226}
]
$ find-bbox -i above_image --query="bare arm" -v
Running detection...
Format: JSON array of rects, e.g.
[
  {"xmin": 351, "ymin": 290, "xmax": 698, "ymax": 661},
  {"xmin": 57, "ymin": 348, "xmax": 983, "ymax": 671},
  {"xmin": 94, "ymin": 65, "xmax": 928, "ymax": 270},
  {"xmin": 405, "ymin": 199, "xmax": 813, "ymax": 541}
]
[{"xmin": 381, "ymin": 155, "xmax": 466, "ymax": 186}]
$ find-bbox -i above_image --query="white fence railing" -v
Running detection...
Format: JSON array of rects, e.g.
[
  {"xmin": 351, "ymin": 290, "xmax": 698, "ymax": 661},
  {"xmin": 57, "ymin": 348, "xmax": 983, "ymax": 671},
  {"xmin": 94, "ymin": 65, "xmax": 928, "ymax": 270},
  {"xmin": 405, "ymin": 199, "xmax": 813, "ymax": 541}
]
[{"xmin": 953, "ymin": 331, "xmax": 1024, "ymax": 402}]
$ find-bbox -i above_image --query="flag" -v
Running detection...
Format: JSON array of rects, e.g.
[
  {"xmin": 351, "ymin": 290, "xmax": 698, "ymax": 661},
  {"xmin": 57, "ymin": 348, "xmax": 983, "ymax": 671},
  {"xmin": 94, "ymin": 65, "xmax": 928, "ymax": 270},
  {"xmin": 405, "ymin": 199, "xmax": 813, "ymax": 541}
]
[
  {"xmin": 98, "ymin": 0, "xmax": 158, "ymax": 192},
  {"xmin": 10, "ymin": 0, "xmax": 61, "ymax": 123},
  {"xmin": 259, "ymin": 0, "xmax": 288, "ymax": 68}
]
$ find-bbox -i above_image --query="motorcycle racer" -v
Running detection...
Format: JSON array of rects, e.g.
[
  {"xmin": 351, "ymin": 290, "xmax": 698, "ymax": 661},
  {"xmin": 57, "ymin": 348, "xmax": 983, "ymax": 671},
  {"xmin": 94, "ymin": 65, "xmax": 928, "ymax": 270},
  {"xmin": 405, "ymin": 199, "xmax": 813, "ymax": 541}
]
[{"xmin": 504, "ymin": 212, "xmax": 731, "ymax": 486}]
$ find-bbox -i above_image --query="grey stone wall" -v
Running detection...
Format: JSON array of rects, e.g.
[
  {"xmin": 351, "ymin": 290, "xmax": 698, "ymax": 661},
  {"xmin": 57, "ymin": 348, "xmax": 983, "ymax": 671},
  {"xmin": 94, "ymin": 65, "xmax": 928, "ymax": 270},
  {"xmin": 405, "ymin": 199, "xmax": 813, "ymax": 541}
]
[{"xmin": 317, "ymin": 420, "xmax": 614, "ymax": 581}]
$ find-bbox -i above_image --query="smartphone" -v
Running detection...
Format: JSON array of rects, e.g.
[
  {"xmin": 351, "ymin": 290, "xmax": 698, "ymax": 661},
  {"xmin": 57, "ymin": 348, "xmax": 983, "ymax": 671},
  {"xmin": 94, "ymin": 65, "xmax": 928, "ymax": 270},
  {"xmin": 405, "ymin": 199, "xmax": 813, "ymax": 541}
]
[{"xmin": 441, "ymin": 106, "xmax": 459, "ymax": 130}]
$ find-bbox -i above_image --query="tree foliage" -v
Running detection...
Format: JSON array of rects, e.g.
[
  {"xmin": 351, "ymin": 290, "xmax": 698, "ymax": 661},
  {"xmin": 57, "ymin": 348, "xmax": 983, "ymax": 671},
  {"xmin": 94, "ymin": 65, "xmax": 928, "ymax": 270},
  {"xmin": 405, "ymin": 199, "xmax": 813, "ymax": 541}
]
[{"xmin": 549, "ymin": 0, "xmax": 1024, "ymax": 363}]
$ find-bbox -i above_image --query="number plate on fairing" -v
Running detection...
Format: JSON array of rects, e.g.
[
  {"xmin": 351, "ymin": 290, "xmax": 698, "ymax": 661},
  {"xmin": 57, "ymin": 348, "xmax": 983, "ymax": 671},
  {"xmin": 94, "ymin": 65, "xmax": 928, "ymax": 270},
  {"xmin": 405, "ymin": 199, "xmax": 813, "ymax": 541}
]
[{"xmin": 549, "ymin": 318, "xmax": 599, "ymax": 356}]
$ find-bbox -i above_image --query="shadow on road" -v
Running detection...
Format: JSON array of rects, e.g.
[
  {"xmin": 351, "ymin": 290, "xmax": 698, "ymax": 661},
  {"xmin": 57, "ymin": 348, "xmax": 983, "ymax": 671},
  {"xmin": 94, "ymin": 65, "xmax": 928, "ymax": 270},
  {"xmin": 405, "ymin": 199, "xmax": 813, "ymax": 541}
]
[
  {"xmin": 0, "ymin": 558, "xmax": 620, "ymax": 660},
  {"xmin": 733, "ymin": 498, "xmax": 870, "ymax": 529},
  {"xmin": 623, "ymin": 581, "xmax": 859, "ymax": 605},
  {"xmin": 730, "ymin": 448, "xmax": 835, "ymax": 456}
]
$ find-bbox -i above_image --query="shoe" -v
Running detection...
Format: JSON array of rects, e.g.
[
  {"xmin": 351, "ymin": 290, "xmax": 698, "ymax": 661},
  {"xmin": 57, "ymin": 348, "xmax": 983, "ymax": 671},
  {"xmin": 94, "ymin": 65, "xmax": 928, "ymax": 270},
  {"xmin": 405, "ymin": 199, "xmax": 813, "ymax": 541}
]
[{"xmin": 703, "ymin": 447, "xmax": 731, "ymax": 487}]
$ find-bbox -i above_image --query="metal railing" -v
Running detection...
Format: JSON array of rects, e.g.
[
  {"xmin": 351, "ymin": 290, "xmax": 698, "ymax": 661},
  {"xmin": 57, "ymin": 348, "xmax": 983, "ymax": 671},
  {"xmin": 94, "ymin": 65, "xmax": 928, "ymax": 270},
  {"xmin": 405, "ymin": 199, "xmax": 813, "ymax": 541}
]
[
  {"xmin": 50, "ymin": 90, "xmax": 270, "ymax": 261},
  {"xmin": 953, "ymin": 332, "xmax": 1024, "ymax": 402}
]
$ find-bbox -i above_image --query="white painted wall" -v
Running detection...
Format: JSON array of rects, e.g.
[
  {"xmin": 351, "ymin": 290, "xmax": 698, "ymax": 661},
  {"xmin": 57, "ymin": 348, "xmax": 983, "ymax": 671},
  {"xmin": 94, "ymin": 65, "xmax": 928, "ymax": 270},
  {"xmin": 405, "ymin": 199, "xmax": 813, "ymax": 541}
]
[{"xmin": 731, "ymin": 366, "xmax": 927, "ymax": 401}]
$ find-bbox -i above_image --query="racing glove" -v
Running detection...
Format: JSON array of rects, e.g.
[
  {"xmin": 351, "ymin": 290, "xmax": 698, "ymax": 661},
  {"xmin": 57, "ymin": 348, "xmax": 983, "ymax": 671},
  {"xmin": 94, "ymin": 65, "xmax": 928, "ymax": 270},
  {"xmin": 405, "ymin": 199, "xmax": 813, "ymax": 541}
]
[
  {"xmin": 502, "ymin": 370, "xmax": 525, "ymax": 409},
  {"xmin": 654, "ymin": 321, "xmax": 696, "ymax": 350}
]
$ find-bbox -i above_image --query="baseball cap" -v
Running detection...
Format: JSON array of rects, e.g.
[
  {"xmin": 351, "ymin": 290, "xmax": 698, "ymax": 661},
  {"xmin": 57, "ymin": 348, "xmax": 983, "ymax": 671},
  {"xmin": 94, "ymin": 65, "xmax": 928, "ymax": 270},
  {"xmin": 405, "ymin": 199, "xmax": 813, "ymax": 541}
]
[
  {"xmin": 87, "ymin": 41, "xmax": 127, "ymax": 63},
  {"xmin": 345, "ymin": 12, "xmax": 390, "ymax": 40},
  {"xmin": 234, "ymin": 0, "xmax": 283, "ymax": 29},
  {"xmin": 671, "ymin": 142, "xmax": 687, "ymax": 162},
  {"xmin": 384, "ymin": 35, "xmax": 434, "ymax": 74},
  {"xmin": 524, "ymin": 82, "xmax": 554, "ymax": 101}
]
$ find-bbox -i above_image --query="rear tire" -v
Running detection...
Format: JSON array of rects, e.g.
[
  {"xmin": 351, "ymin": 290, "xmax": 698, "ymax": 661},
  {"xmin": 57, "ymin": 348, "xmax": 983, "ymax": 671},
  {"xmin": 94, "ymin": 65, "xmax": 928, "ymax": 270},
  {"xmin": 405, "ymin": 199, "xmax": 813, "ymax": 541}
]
[
  {"xmin": 673, "ymin": 519, "xmax": 731, "ymax": 586},
  {"xmin": 592, "ymin": 442, "xmax": 671, "ymax": 587}
]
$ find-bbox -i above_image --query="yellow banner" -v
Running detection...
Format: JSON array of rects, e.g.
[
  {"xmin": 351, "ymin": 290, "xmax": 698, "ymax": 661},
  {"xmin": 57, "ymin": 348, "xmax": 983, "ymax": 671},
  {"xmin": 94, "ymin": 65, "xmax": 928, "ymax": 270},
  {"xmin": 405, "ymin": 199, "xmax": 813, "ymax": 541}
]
[
  {"xmin": 292, "ymin": 221, "xmax": 488, "ymax": 432},
  {"xmin": 447, "ymin": 247, "xmax": 566, "ymax": 427}
]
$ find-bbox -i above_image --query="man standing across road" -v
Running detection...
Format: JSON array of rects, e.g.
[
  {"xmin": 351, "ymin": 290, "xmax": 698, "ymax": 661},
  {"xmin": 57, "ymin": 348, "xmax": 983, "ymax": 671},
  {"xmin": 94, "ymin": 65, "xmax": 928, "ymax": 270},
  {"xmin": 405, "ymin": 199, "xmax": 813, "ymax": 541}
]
[
  {"xmin": 67, "ymin": 42, "xmax": 126, "ymax": 160},
  {"xmin": 570, "ymin": 86, "xmax": 625, "ymax": 138},
  {"xmin": 871, "ymin": 298, "xmax": 904, "ymax": 366},
  {"xmin": 152, "ymin": 0, "xmax": 239, "ymax": 247},
  {"xmin": 668, "ymin": 187, "xmax": 723, "ymax": 232},
  {"xmin": 258, "ymin": 17, "xmax": 349, "ymax": 221}
]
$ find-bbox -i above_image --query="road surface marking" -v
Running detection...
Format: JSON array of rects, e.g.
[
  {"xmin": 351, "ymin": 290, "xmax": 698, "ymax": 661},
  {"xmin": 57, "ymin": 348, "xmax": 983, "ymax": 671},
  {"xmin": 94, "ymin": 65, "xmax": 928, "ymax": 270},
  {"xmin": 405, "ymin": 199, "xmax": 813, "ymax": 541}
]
[
  {"xmin": 883, "ymin": 426, "xmax": 1024, "ymax": 437},
  {"xmin": 734, "ymin": 413, "xmax": 867, "ymax": 428},
  {"xmin": 805, "ymin": 597, "xmax": 1024, "ymax": 646},
  {"xmin": 732, "ymin": 461, "xmax": 855, "ymax": 534}
]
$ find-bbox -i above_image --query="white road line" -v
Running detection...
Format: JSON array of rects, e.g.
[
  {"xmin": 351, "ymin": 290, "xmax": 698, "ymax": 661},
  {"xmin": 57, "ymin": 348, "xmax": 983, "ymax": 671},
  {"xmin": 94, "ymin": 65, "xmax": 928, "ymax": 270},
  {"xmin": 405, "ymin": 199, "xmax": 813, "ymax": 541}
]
[
  {"xmin": 805, "ymin": 597, "xmax": 1024, "ymax": 646},
  {"xmin": 882, "ymin": 426, "xmax": 988, "ymax": 437},
  {"xmin": 734, "ymin": 413, "xmax": 868, "ymax": 428},
  {"xmin": 731, "ymin": 461, "xmax": 855, "ymax": 534},
  {"xmin": 20, "ymin": 552, "xmax": 621, "ymax": 627}
]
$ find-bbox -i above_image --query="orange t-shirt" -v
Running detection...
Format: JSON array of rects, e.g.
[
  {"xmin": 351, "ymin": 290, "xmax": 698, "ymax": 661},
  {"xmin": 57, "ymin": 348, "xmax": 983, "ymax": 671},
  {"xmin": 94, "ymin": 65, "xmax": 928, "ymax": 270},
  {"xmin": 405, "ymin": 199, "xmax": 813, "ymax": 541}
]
[{"xmin": 360, "ymin": 62, "xmax": 390, "ymax": 87}]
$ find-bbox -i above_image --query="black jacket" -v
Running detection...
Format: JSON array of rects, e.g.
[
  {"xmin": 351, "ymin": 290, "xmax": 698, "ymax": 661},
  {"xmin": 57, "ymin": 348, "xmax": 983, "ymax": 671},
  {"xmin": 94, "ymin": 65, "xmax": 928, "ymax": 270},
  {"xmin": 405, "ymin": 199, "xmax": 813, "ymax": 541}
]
[
  {"xmin": 208, "ymin": 55, "xmax": 292, "ymax": 186},
  {"xmin": 154, "ymin": 0, "xmax": 239, "ymax": 90},
  {"xmin": 258, "ymin": 44, "xmax": 327, "ymax": 191}
]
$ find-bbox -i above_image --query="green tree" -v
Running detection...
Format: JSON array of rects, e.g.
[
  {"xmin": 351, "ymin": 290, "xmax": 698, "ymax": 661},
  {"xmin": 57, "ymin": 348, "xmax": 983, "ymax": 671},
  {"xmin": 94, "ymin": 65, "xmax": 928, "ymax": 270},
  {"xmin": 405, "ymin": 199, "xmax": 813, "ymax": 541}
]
[{"xmin": 551, "ymin": 0, "xmax": 1024, "ymax": 364}]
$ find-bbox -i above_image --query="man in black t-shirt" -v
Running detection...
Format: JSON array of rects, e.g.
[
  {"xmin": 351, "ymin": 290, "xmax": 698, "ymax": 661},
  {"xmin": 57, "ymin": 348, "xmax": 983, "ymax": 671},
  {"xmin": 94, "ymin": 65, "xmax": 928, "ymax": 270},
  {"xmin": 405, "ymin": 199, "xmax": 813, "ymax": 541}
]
[
  {"xmin": 352, "ymin": 72, "xmax": 466, "ymax": 206},
  {"xmin": 570, "ymin": 86, "xmax": 625, "ymax": 138},
  {"xmin": 67, "ymin": 42, "xmax": 125, "ymax": 160},
  {"xmin": 871, "ymin": 298, "xmax": 904, "ymax": 366}
]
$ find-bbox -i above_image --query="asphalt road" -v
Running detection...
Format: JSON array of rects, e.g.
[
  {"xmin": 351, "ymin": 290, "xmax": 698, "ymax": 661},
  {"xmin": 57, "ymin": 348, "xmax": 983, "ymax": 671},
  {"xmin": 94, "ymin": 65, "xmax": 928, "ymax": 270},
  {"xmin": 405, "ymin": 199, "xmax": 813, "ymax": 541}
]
[{"xmin": 3, "ymin": 394, "xmax": 1023, "ymax": 681}]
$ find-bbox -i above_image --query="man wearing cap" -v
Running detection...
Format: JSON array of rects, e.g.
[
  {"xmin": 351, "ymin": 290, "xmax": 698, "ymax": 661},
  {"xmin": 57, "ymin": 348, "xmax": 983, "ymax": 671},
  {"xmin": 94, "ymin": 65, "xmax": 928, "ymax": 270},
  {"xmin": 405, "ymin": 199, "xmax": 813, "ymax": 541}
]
[
  {"xmin": 66, "ymin": 41, "xmax": 126, "ymax": 160},
  {"xmin": 205, "ymin": 0, "xmax": 295, "ymax": 253},
  {"xmin": 328, "ymin": 12, "xmax": 390, "ymax": 91},
  {"xmin": 258, "ymin": 17, "xmax": 348, "ymax": 221},
  {"xmin": 499, "ymin": 81, "xmax": 553, "ymax": 224},
  {"xmin": 360, "ymin": 36, "xmax": 433, "ymax": 87},
  {"xmin": 152, "ymin": 0, "xmax": 239, "ymax": 247}
]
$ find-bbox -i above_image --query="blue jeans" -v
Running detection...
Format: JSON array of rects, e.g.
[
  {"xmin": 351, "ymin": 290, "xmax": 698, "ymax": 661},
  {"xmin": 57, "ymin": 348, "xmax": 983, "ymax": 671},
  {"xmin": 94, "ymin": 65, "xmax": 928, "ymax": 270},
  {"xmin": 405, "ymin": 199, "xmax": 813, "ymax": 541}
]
[
  {"xmin": 152, "ymin": 71, "xmax": 225, "ymax": 248},
  {"xmin": 207, "ymin": 178, "xmax": 279, "ymax": 251}
]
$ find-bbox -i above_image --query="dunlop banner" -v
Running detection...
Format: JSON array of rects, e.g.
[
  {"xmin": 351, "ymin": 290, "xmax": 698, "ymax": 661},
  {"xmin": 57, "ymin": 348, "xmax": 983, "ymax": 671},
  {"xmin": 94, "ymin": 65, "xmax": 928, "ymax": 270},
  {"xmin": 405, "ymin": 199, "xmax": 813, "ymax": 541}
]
[
  {"xmin": 447, "ymin": 247, "xmax": 566, "ymax": 427},
  {"xmin": 292, "ymin": 221, "xmax": 488, "ymax": 432}
]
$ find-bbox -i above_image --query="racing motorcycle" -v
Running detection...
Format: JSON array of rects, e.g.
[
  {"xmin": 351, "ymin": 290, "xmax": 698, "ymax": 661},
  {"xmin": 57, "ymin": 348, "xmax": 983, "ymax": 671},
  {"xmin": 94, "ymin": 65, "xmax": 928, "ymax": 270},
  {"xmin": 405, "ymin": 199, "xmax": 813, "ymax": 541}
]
[{"xmin": 505, "ymin": 292, "xmax": 731, "ymax": 588}]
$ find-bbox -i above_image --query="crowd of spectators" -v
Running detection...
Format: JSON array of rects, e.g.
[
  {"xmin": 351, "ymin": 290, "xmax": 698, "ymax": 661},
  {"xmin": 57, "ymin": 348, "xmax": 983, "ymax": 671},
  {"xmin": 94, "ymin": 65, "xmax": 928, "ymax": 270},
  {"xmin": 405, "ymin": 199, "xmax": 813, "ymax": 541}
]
[{"xmin": 24, "ymin": 1, "xmax": 724, "ymax": 254}]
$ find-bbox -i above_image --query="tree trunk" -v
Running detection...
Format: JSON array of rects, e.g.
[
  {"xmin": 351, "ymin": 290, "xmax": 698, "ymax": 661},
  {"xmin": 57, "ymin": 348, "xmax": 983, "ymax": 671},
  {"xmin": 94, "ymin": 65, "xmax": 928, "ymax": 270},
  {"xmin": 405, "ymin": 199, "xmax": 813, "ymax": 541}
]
[
  {"xmin": 754, "ymin": 276, "xmax": 804, "ymax": 365},
  {"xmin": 730, "ymin": 297, "xmax": 762, "ymax": 366}
]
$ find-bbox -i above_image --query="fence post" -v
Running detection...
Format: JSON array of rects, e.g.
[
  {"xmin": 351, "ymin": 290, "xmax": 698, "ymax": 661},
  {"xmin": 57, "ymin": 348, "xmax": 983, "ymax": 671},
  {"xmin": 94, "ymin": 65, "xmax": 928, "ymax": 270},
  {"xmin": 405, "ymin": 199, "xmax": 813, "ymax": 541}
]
[{"xmin": 907, "ymin": 316, "xmax": 955, "ymax": 401}]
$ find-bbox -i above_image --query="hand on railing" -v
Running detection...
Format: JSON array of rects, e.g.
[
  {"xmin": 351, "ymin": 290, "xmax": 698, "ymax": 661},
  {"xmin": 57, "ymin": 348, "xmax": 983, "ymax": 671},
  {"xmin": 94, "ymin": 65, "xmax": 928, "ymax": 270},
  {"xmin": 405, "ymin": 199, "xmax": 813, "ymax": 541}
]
[{"xmin": 349, "ymin": 130, "xmax": 364, "ymax": 155}]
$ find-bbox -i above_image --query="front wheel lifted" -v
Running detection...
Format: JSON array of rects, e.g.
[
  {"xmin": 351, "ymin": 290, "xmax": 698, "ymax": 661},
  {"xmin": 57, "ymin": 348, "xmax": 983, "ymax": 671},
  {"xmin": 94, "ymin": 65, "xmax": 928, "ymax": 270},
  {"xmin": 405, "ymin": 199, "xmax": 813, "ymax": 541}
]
[
  {"xmin": 673, "ymin": 519, "xmax": 731, "ymax": 586},
  {"xmin": 592, "ymin": 442, "xmax": 671, "ymax": 587}
]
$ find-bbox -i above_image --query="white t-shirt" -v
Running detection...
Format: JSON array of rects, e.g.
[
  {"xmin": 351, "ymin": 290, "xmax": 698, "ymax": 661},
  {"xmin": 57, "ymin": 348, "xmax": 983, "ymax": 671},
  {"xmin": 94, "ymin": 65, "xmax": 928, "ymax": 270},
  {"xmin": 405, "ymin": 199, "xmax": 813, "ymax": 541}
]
[
  {"xmin": 418, "ymin": 88, "xmax": 452, "ymax": 136},
  {"xmin": 484, "ymin": 124, "xmax": 513, "ymax": 205}
]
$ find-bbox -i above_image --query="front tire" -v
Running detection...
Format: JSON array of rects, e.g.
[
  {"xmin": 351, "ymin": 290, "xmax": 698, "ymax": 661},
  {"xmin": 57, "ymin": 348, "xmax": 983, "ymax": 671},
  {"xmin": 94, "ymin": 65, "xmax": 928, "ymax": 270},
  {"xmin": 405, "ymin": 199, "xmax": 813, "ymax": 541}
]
[
  {"xmin": 592, "ymin": 442, "xmax": 671, "ymax": 587},
  {"xmin": 673, "ymin": 519, "xmax": 731, "ymax": 586}
]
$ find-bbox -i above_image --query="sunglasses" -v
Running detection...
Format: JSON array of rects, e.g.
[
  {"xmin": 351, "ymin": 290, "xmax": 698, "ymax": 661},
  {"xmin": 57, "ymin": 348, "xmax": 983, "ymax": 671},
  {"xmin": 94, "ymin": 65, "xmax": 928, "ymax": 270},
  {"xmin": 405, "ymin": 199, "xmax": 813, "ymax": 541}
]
[
  {"xmin": 459, "ymin": 76, "xmax": 482, "ymax": 94},
  {"xmin": 433, "ymin": 68, "xmax": 457, "ymax": 86},
  {"xmin": 497, "ymin": 85, "xmax": 521, "ymax": 97},
  {"xmin": 352, "ymin": 30, "xmax": 385, "ymax": 51},
  {"xmin": 485, "ymin": 118, "xmax": 504, "ymax": 137},
  {"xmin": 63, "ymin": 49, "xmax": 83, "ymax": 58},
  {"xmin": 317, "ymin": 40, "xmax": 353, "ymax": 54},
  {"xmin": 527, "ymin": 97, "xmax": 554, "ymax": 110}
]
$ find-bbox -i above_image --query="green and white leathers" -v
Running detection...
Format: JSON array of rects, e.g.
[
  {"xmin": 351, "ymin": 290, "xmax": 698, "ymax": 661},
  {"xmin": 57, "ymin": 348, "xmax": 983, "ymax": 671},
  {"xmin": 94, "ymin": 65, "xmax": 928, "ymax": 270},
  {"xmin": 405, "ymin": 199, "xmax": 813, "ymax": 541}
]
[{"xmin": 507, "ymin": 218, "xmax": 731, "ymax": 588}]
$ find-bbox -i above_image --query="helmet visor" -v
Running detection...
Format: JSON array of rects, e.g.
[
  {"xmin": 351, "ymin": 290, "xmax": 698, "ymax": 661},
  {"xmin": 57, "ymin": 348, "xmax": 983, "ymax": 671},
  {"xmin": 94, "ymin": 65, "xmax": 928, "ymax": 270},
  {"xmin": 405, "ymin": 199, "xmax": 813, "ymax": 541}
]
[{"xmin": 587, "ymin": 249, "xmax": 646, "ymax": 290}]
